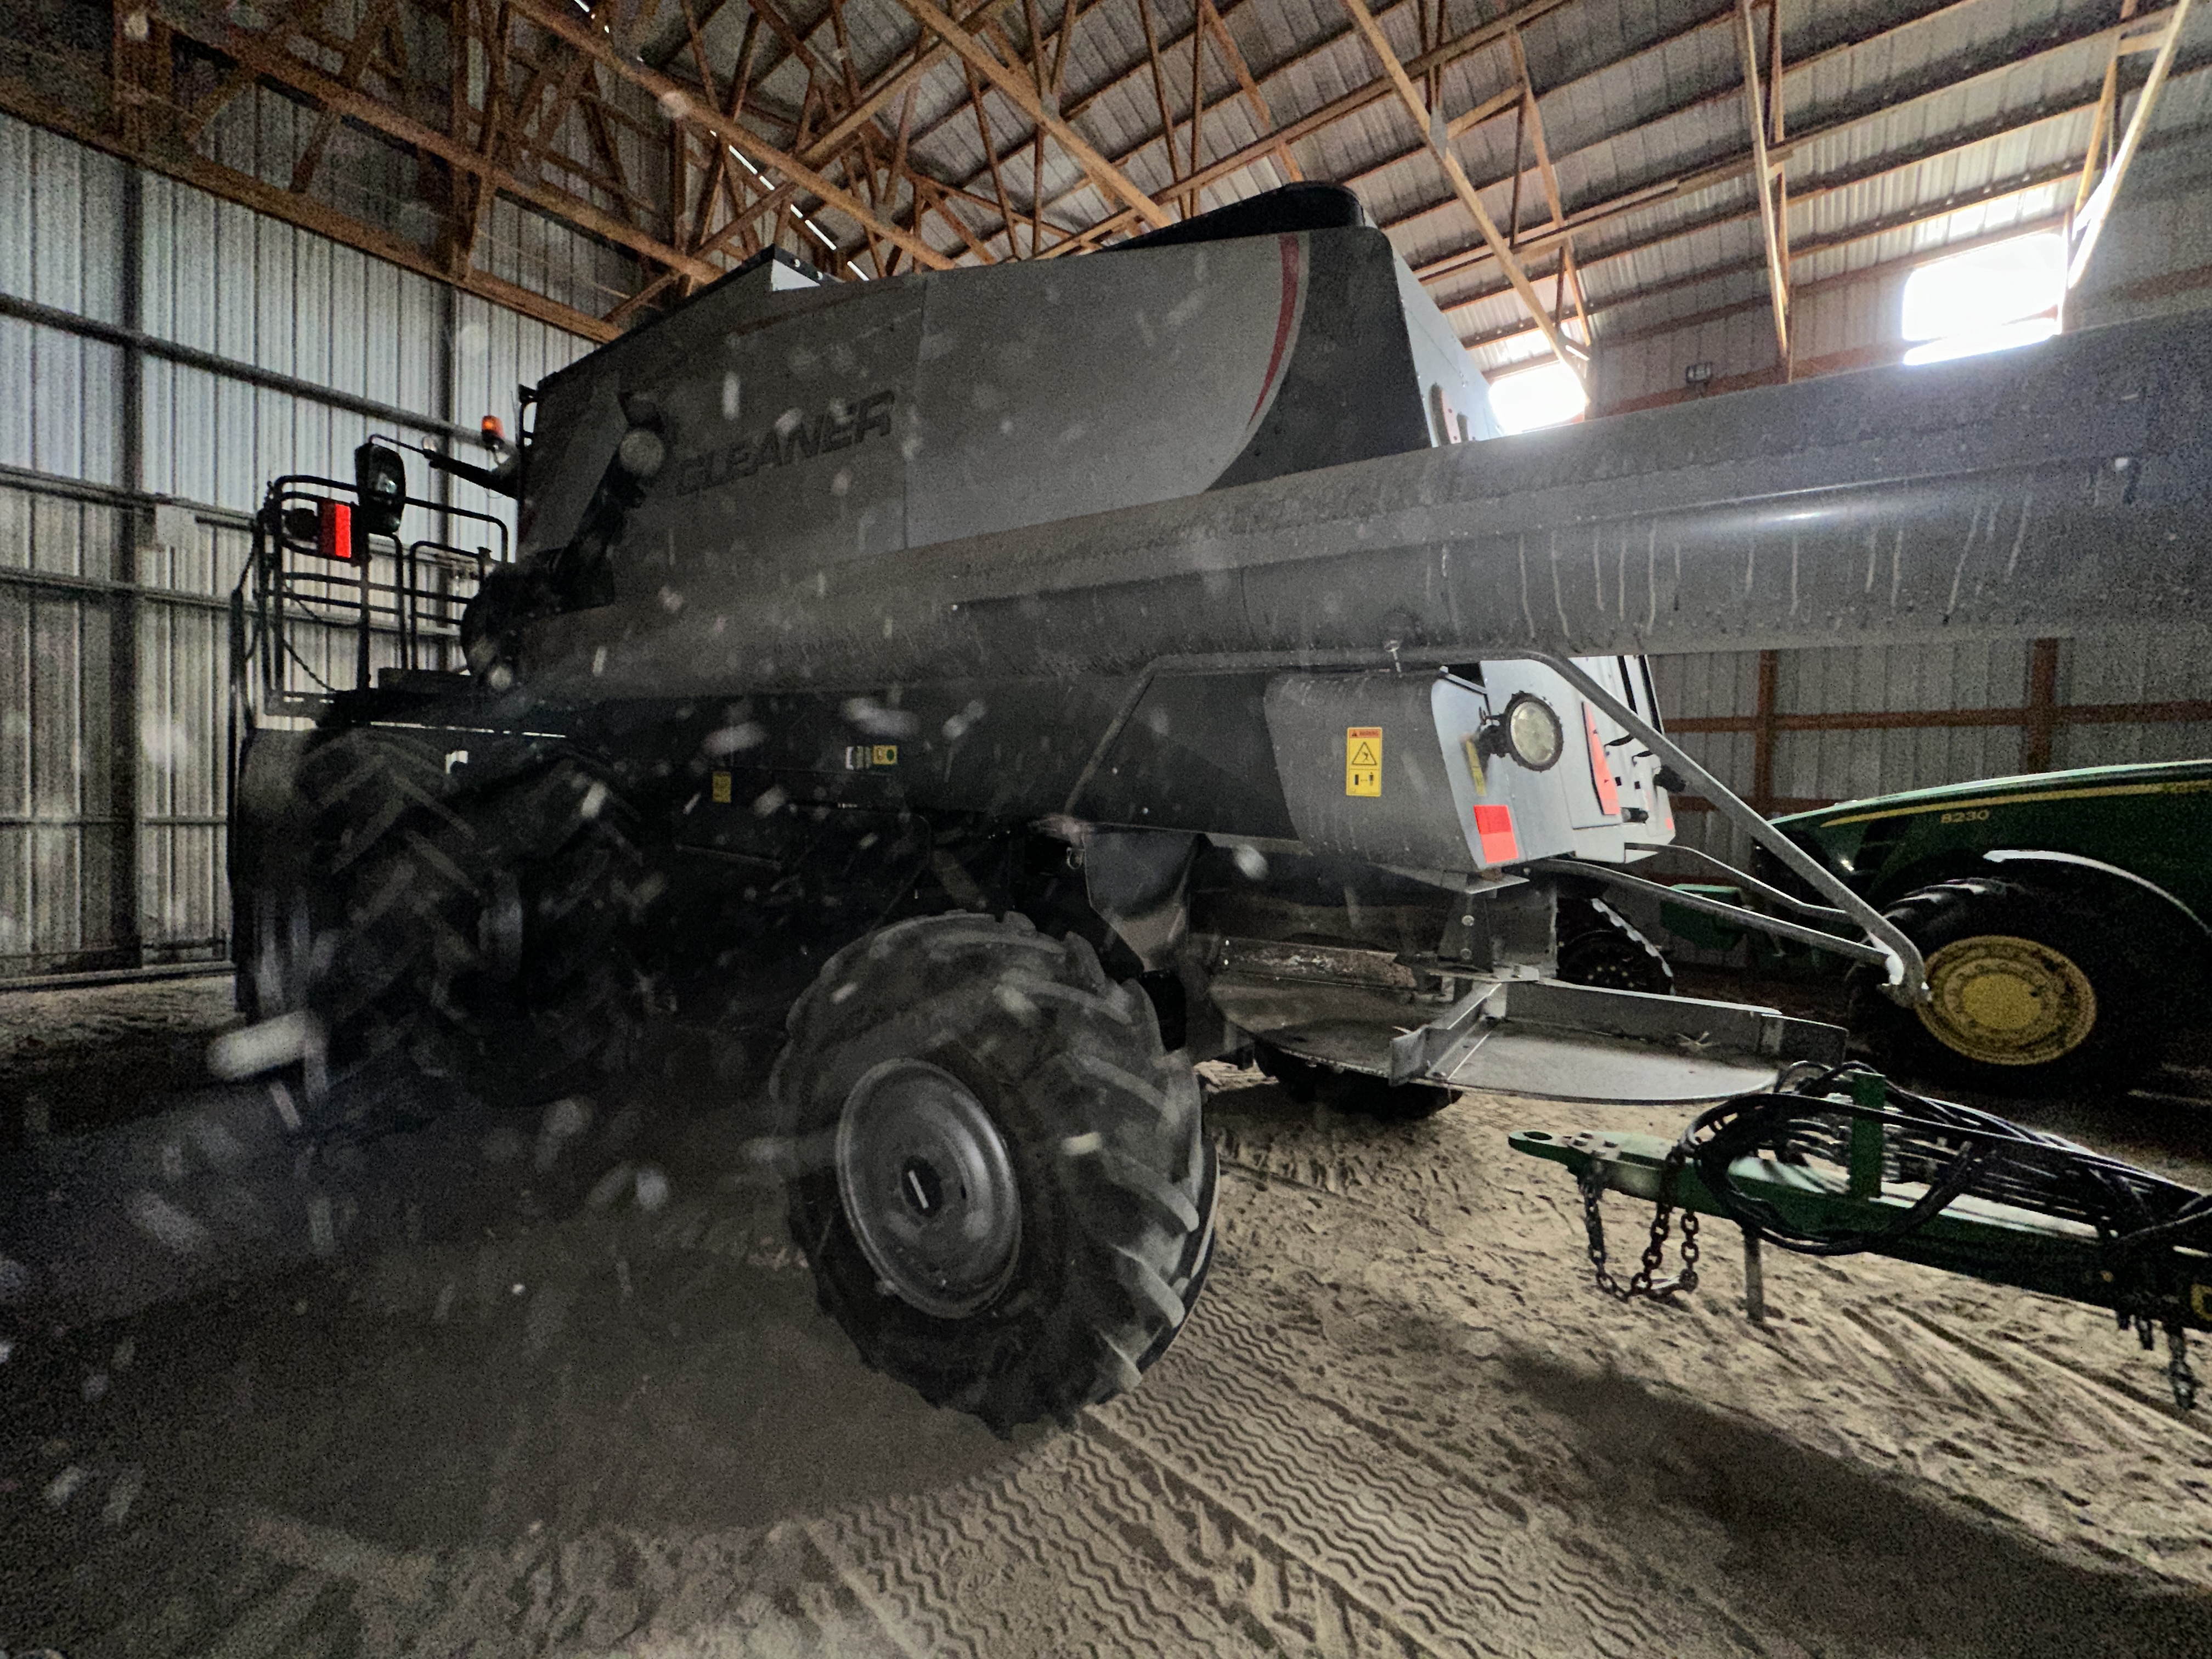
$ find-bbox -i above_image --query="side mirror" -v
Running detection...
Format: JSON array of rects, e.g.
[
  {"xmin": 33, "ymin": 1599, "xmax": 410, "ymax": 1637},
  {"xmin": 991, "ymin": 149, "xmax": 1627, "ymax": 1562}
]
[{"xmin": 353, "ymin": 442, "xmax": 408, "ymax": 539}]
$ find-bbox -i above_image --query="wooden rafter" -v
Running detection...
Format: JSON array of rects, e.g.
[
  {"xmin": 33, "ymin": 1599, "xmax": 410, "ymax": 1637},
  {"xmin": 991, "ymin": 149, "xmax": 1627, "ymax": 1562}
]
[
  {"xmin": 505, "ymin": 0, "xmax": 953, "ymax": 267},
  {"xmin": 1736, "ymin": 0, "xmax": 1790, "ymax": 373},
  {"xmin": 1197, "ymin": 0, "xmax": 1300, "ymax": 185},
  {"xmin": 290, "ymin": 0, "xmax": 400, "ymax": 194},
  {"xmin": 1334, "ymin": 0, "xmax": 1586, "ymax": 382},
  {"xmin": 1133, "ymin": 0, "xmax": 1181, "ymax": 210},
  {"xmin": 1413, "ymin": 0, "xmax": 2185, "ymax": 288},
  {"xmin": 153, "ymin": 0, "xmax": 721, "ymax": 281},
  {"xmin": 0, "ymin": 0, "xmax": 2191, "ymax": 404},
  {"xmin": 1028, "ymin": 0, "xmax": 1568, "ymax": 253},
  {"xmin": 884, "ymin": 0, "xmax": 1171, "ymax": 227},
  {"xmin": 2068, "ymin": 0, "xmax": 2193, "ymax": 288}
]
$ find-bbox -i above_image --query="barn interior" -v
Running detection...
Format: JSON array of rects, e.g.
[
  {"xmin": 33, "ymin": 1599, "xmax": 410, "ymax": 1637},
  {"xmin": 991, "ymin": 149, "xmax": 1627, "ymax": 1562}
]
[{"xmin": 3, "ymin": 0, "xmax": 2211, "ymax": 1651}]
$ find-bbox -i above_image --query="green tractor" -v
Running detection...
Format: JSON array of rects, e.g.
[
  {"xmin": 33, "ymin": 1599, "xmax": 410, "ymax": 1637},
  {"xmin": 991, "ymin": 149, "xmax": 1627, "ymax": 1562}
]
[{"xmin": 1752, "ymin": 760, "xmax": 2212, "ymax": 1095}]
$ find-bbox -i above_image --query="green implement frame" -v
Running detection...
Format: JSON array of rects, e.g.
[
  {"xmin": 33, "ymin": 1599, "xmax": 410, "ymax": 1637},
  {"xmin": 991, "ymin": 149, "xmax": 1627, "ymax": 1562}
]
[{"xmin": 1509, "ymin": 1071, "xmax": 2212, "ymax": 1407}]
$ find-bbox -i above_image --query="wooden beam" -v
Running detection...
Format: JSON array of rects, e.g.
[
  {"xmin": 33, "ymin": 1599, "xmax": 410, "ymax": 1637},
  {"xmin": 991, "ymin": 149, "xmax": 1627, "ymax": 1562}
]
[
  {"xmin": 153, "ymin": 1, "xmax": 722, "ymax": 280},
  {"xmin": 1750, "ymin": 648, "xmax": 1779, "ymax": 812},
  {"xmin": 1188, "ymin": 0, "xmax": 1206, "ymax": 217},
  {"xmin": 1334, "ymin": 0, "xmax": 1587, "ymax": 383},
  {"xmin": 1032, "ymin": 5, "xmax": 1545, "ymax": 253},
  {"xmin": 1414, "ymin": 0, "xmax": 2183, "ymax": 287},
  {"xmin": 884, "ymin": 0, "xmax": 1171, "ymax": 227},
  {"xmin": 1736, "ymin": 0, "xmax": 1790, "ymax": 371},
  {"xmin": 1198, "ymin": 0, "xmax": 1300, "ymax": 183},
  {"xmin": 2022, "ymin": 638, "xmax": 2061, "ymax": 771},
  {"xmin": 290, "ymin": 0, "xmax": 398, "ymax": 194},
  {"xmin": 799, "ymin": 0, "xmax": 1019, "ymax": 166},
  {"xmin": 2068, "ymin": 0, "xmax": 2194, "ymax": 286},
  {"xmin": 502, "ymin": 0, "xmax": 954, "ymax": 268},
  {"xmin": 1667, "ymin": 697, "xmax": 2212, "ymax": 736},
  {"xmin": 0, "ymin": 65, "xmax": 620, "ymax": 340},
  {"xmin": 911, "ymin": 173, "xmax": 998, "ymax": 262},
  {"xmin": 1132, "ymin": 0, "xmax": 1182, "ymax": 211},
  {"xmin": 966, "ymin": 61, "xmax": 1023, "ymax": 257}
]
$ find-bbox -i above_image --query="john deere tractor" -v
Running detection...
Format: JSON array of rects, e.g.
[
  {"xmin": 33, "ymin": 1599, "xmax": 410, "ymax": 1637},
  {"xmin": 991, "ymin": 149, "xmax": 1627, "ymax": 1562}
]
[{"xmin": 1765, "ymin": 761, "xmax": 2212, "ymax": 1096}]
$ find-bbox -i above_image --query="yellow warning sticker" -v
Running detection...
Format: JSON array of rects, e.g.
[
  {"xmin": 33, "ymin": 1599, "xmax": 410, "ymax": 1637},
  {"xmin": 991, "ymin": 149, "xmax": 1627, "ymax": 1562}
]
[
  {"xmin": 1460, "ymin": 733, "xmax": 1486, "ymax": 794},
  {"xmin": 1346, "ymin": 727, "xmax": 1382, "ymax": 797},
  {"xmin": 872, "ymin": 744, "xmax": 899, "ymax": 766},
  {"xmin": 711, "ymin": 770, "xmax": 732, "ymax": 804}
]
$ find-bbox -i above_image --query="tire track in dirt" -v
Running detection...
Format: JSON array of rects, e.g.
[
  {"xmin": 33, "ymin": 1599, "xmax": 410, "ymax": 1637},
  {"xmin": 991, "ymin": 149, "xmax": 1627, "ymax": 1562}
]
[
  {"xmin": 1098, "ymin": 1285, "xmax": 1698, "ymax": 1659},
  {"xmin": 815, "ymin": 1433, "xmax": 1261, "ymax": 1657}
]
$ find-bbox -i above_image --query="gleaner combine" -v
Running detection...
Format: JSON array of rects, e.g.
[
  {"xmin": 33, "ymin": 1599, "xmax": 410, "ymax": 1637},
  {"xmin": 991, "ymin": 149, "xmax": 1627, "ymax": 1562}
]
[{"xmin": 224, "ymin": 185, "xmax": 2212, "ymax": 1427}]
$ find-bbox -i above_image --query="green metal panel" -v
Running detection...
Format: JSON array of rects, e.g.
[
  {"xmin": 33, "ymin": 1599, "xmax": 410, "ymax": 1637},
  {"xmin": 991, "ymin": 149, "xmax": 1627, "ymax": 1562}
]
[{"xmin": 1775, "ymin": 758, "xmax": 2212, "ymax": 914}]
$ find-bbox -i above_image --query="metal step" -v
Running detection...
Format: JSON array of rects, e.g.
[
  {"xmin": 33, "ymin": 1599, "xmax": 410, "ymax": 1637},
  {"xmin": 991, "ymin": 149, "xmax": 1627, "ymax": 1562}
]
[{"xmin": 1209, "ymin": 955, "xmax": 1844, "ymax": 1104}]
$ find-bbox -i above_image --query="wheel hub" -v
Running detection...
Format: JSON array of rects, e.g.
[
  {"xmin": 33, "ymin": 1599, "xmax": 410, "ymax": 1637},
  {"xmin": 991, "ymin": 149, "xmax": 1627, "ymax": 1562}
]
[
  {"xmin": 1916, "ymin": 933, "xmax": 2097, "ymax": 1067},
  {"xmin": 834, "ymin": 1059, "xmax": 1022, "ymax": 1318}
]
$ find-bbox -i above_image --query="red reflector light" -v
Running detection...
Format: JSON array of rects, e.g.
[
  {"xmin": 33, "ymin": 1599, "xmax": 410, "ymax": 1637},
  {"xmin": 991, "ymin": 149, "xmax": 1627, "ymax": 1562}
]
[
  {"xmin": 1472, "ymin": 803, "xmax": 1520, "ymax": 865},
  {"xmin": 1582, "ymin": 703, "xmax": 1621, "ymax": 819},
  {"xmin": 317, "ymin": 499, "xmax": 354, "ymax": 561}
]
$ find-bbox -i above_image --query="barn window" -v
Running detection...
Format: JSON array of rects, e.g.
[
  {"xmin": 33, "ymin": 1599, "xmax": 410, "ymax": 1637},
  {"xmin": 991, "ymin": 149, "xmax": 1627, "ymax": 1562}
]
[
  {"xmin": 1488, "ymin": 359, "xmax": 1588, "ymax": 433},
  {"xmin": 1900, "ymin": 232, "xmax": 2064, "ymax": 365}
]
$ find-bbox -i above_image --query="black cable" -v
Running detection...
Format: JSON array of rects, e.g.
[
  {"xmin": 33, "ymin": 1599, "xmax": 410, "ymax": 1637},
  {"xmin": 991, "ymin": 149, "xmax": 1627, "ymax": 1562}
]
[{"xmin": 1679, "ymin": 1063, "xmax": 2212, "ymax": 1265}]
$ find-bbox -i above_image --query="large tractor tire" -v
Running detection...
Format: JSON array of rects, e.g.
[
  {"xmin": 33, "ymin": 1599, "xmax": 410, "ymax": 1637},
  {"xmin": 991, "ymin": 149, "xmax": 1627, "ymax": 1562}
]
[
  {"xmin": 267, "ymin": 730, "xmax": 651, "ymax": 1109},
  {"xmin": 469, "ymin": 755, "xmax": 658, "ymax": 1090},
  {"xmin": 282, "ymin": 727, "xmax": 495, "ymax": 1092},
  {"xmin": 1849, "ymin": 875, "xmax": 2164, "ymax": 1097},
  {"xmin": 772, "ymin": 913, "xmax": 1217, "ymax": 1434}
]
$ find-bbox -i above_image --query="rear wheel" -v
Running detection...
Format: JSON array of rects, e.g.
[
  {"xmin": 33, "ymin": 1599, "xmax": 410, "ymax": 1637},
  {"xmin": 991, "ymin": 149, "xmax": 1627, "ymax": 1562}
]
[
  {"xmin": 773, "ymin": 913, "xmax": 1216, "ymax": 1433},
  {"xmin": 269, "ymin": 731, "xmax": 650, "ymax": 1109},
  {"xmin": 1850, "ymin": 876, "xmax": 2163, "ymax": 1096},
  {"xmin": 283, "ymin": 728, "xmax": 493, "ymax": 1092}
]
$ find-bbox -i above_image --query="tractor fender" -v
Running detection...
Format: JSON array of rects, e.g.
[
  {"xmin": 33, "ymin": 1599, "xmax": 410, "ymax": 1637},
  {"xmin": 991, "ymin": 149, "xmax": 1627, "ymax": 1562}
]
[{"xmin": 1978, "ymin": 848, "xmax": 2212, "ymax": 962}]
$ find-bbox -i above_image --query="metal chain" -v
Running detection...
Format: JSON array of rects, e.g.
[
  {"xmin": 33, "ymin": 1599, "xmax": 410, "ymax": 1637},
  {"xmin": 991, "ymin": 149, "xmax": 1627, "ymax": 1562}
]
[
  {"xmin": 2168, "ymin": 1322, "xmax": 2199, "ymax": 1413},
  {"xmin": 1578, "ymin": 1145, "xmax": 1702, "ymax": 1302}
]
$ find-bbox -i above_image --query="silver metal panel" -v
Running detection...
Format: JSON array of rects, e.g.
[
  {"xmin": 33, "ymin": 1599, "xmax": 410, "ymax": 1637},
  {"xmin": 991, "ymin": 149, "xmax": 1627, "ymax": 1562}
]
[{"xmin": 0, "ymin": 485, "xmax": 125, "ymax": 971}]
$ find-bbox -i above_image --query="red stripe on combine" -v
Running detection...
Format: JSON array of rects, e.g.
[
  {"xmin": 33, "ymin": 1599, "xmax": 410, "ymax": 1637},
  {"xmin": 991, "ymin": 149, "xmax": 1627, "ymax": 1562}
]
[
  {"xmin": 1249, "ymin": 234, "xmax": 1302, "ymax": 423},
  {"xmin": 1582, "ymin": 703, "xmax": 1622, "ymax": 819}
]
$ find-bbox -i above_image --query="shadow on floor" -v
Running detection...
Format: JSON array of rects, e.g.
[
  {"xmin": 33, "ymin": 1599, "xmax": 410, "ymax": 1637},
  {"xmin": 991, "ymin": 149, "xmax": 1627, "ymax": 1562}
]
[{"xmin": 1500, "ymin": 1346, "xmax": 2212, "ymax": 1659}]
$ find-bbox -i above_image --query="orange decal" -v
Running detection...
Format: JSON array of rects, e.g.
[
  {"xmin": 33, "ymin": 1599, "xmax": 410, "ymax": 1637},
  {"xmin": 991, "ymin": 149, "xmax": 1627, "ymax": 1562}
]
[
  {"xmin": 1473, "ymin": 803, "xmax": 1520, "ymax": 865},
  {"xmin": 1583, "ymin": 703, "xmax": 1621, "ymax": 819}
]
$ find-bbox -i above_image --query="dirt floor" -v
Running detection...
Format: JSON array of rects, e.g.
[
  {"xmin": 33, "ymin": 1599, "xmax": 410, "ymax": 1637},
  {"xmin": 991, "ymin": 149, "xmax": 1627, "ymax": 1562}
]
[{"xmin": 4, "ymin": 974, "xmax": 2211, "ymax": 1658}]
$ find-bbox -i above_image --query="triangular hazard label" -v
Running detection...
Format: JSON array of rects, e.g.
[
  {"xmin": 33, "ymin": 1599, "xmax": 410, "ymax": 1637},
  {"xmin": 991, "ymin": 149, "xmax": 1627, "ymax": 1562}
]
[{"xmin": 1350, "ymin": 741, "xmax": 1378, "ymax": 766}]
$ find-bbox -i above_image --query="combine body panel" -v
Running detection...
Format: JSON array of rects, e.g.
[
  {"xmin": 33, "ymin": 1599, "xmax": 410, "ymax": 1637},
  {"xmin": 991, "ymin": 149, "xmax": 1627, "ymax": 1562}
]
[
  {"xmin": 505, "ymin": 195, "xmax": 1671, "ymax": 885},
  {"xmin": 216, "ymin": 184, "xmax": 2212, "ymax": 1429},
  {"xmin": 521, "ymin": 209, "xmax": 1489, "ymax": 577}
]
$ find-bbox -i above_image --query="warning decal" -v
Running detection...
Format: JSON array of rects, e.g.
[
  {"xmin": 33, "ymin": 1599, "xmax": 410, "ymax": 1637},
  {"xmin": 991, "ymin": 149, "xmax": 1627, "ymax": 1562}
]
[
  {"xmin": 1345, "ymin": 727, "xmax": 1383, "ymax": 797},
  {"xmin": 711, "ymin": 770, "xmax": 733, "ymax": 804}
]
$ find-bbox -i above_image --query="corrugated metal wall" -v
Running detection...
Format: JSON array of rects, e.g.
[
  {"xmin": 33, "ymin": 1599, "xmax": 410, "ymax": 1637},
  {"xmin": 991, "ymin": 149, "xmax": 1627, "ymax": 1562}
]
[{"xmin": 0, "ymin": 111, "xmax": 592, "ymax": 978}]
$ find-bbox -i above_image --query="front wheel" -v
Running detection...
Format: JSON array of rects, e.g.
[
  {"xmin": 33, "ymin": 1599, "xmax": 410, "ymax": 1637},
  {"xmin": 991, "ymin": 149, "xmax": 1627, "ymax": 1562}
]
[{"xmin": 772, "ymin": 913, "xmax": 1216, "ymax": 1433}]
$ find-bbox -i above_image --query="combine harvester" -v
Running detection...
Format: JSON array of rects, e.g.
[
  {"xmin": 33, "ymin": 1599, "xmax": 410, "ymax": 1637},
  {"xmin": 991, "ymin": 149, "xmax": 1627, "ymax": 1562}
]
[{"xmin": 211, "ymin": 184, "xmax": 2208, "ymax": 1426}]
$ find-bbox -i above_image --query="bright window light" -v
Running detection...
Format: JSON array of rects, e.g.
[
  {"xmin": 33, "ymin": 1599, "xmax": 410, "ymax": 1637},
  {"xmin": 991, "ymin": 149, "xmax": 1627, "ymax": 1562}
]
[
  {"xmin": 1900, "ymin": 232, "xmax": 2063, "ymax": 366},
  {"xmin": 1488, "ymin": 360, "xmax": 1588, "ymax": 434}
]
